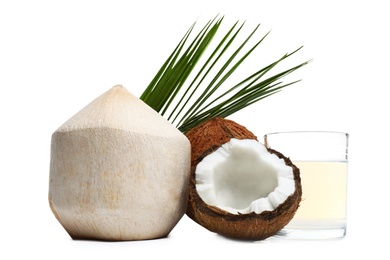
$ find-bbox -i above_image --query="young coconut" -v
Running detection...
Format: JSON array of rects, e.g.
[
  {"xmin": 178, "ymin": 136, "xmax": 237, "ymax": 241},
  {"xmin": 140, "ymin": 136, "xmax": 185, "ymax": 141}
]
[
  {"xmin": 185, "ymin": 117, "xmax": 302, "ymax": 240},
  {"xmin": 49, "ymin": 85, "xmax": 191, "ymax": 241}
]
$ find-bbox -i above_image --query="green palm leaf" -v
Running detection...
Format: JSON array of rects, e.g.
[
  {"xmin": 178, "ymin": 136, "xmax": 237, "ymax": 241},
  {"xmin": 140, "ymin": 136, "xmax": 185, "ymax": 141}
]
[{"xmin": 140, "ymin": 16, "xmax": 311, "ymax": 133}]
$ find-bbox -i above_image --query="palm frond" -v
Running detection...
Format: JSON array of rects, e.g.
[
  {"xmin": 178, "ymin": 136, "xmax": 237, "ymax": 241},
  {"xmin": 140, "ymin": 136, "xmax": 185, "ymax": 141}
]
[{"xmin": 140, "ymin": 16, "xmax": 311, "ymax": 133}]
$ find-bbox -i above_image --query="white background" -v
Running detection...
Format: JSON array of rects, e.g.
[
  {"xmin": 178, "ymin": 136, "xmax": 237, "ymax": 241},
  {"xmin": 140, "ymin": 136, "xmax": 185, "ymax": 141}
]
[{"xmin": 1, "ymin": 0, "xmax": 388, "ymax": 259}]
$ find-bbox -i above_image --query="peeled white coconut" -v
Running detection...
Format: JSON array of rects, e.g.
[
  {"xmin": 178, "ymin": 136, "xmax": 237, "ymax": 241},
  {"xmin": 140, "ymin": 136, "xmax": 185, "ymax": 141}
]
[{"xmin": 49, "ymin": 85, "xmax": 191, "ymax": 241}]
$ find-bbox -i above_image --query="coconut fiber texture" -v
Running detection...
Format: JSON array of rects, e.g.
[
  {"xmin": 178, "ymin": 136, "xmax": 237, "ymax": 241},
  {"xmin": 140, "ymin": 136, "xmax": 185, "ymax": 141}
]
[{"xmin": 185, "ymin": 117, "xmax": 302, "ymax": 240}]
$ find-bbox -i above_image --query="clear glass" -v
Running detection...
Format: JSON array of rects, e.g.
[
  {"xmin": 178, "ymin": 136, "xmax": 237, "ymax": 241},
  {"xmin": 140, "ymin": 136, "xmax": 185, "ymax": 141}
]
[{"xmin": 264, "ymin": 131, "xmax": 349, "ymax": 240}]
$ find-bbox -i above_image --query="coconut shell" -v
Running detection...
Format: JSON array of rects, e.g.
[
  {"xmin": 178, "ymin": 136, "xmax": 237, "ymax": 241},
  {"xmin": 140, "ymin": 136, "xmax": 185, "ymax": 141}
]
[{"xmin": 185, "ymin": 117, "xmax": 302, "ymax": 240}]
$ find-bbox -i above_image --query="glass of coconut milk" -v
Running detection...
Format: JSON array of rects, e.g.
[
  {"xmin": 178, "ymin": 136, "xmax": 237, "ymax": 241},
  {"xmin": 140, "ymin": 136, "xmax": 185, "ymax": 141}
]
[{"xmin": 263, "ymin": 131, "xmax": 349, "ymax": 240}]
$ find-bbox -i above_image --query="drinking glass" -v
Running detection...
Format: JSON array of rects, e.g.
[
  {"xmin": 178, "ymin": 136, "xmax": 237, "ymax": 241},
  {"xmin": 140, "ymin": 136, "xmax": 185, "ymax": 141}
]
[{"xmin": 264, "ymin": 131, "xmax": 349, "ymax": 239}]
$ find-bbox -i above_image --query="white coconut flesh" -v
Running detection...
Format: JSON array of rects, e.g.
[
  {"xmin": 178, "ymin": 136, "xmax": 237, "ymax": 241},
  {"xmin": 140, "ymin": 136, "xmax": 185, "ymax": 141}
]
[{"xmin": 195, "ymin": 138, "xmax": 295, "ymax": 214}]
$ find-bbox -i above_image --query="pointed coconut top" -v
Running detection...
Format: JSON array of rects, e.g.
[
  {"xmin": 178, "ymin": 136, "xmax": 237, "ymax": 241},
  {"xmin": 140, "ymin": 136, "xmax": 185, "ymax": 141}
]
[{"xmin": 56, "ymin": 85, "xmax": 182, "ymax": 137}]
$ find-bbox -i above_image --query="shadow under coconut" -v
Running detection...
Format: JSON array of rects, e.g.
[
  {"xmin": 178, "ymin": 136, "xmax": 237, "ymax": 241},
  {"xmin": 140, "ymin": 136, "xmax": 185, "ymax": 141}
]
[
  {"xmin": 70, "ymin": 234, "xmax": 171, "ymax": 243},
  {"xmin": 216, "ymin": 233, "xmax": 277, "ymax": 244}
]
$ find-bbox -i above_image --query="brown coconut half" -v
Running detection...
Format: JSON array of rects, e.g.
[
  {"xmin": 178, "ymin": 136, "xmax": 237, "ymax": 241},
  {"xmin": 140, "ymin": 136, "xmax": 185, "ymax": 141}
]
[{"xmin": 185, "ymin": 117, "xmax": 302, "ymax": 240}]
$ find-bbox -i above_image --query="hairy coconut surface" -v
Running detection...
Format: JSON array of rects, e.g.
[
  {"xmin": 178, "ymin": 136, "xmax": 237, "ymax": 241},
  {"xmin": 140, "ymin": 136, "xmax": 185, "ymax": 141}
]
[
  {"xmin": 186, "ymin": 117, "xmax": 258, "ymax": 166},
  {"xmin": 185, "ymin": 117, "xmax": 302, "ymax": 240}
]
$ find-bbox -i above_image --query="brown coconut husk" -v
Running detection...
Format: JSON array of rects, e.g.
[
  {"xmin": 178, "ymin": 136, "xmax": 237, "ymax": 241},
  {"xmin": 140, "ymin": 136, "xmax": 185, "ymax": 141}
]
[{"xmin": 185, "ymin": 117, "xmax": 302, "ymax": 240}]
